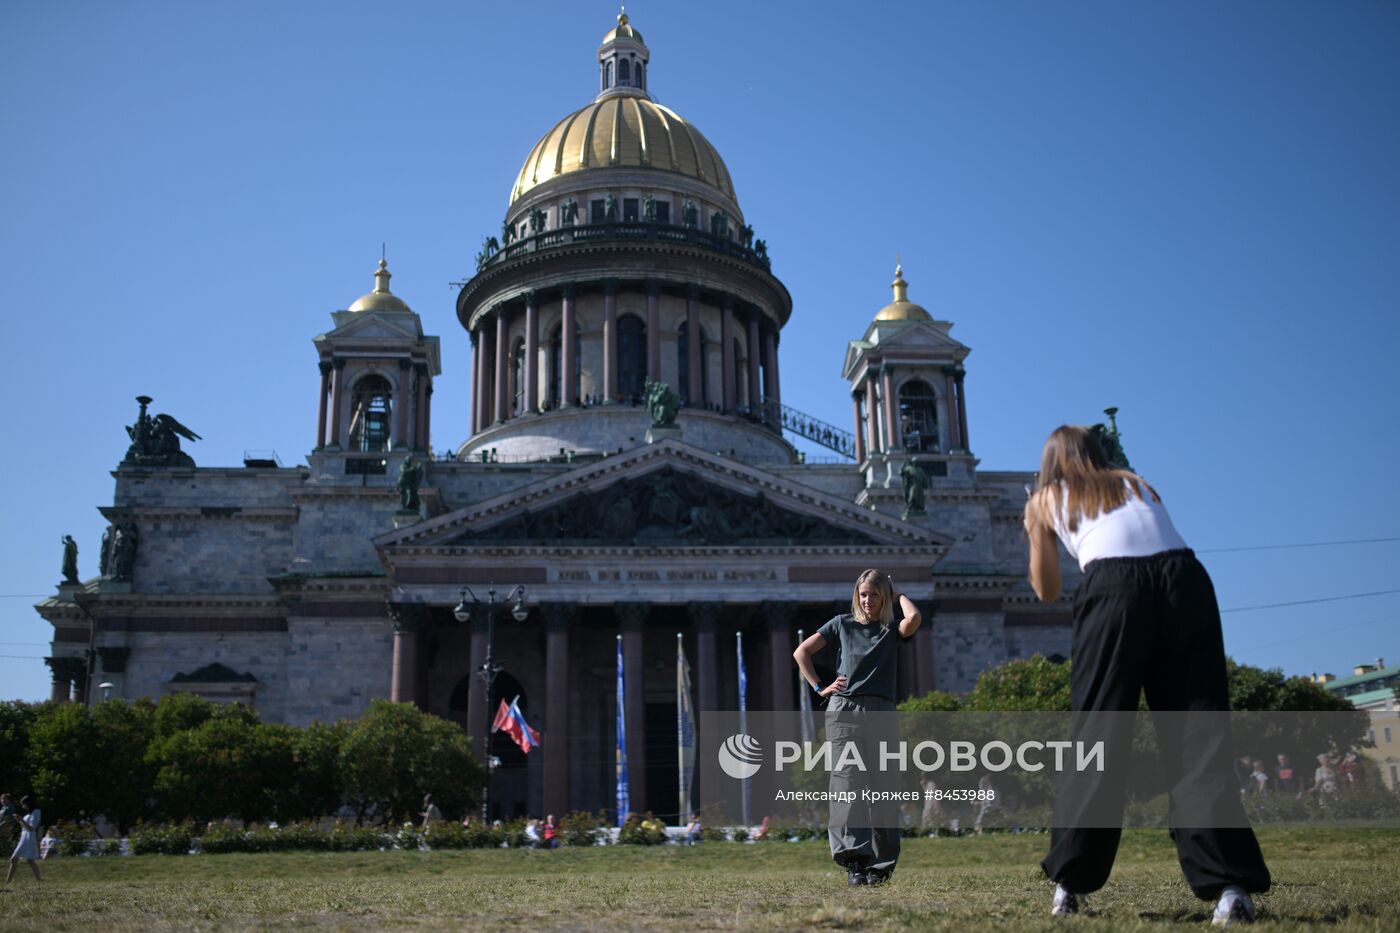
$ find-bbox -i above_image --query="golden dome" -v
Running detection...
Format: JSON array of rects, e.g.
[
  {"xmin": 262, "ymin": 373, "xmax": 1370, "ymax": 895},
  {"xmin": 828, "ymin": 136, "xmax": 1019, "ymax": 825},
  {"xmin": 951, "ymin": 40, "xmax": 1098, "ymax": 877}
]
[
  {"xmin": 602, "ymin": 12, "xmax": 643, "ymax": 44},
  {"xmin": 348, "ymin": 259, "xmax": 412, "ymax": 313},
  {"xmin": 874, "ymin": 264, "xmax": 933, "ymax": 322},
  {"xmin": 510, "ymin": 96, "xmax": 736, "ymax": 207}
]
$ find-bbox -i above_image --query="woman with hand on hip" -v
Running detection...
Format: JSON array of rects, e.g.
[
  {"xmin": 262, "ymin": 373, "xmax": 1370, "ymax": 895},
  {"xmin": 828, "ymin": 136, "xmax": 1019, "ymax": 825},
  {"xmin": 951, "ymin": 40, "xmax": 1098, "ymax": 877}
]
[
  {"xmin": 794, "ymin": 570, "xmax": 922, "ymax": 887},
  {"xmin": 5, "ymin": 796, "xmax": 41, "ymax": 885},
  {"xmin": 1024, "ymin": 425, "xmax": 1269, "ymax": 925}
]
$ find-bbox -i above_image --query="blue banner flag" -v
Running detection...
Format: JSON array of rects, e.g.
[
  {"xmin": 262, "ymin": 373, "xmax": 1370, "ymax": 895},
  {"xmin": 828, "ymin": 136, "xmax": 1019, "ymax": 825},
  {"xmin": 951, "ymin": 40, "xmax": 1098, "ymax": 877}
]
[
  {"xmin": 737, "ymin": 630, "xmax": 750, "ymax": 827},
  {"xmin": 616, "ymin": 633, "xmax": 629, "ymax": 828}
]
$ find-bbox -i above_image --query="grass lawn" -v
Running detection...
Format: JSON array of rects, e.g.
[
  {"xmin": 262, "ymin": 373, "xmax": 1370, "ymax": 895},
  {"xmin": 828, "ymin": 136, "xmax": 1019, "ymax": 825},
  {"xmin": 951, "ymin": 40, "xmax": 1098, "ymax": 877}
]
[{"xmin": 1, "ymin": 827, "xmax": 1396, "ymax": 931}]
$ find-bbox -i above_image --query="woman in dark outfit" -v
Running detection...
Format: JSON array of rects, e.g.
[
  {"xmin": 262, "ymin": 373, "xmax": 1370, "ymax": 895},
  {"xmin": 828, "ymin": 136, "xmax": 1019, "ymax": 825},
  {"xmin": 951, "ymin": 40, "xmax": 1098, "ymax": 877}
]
[
  {"xmin": 1024, "ymin": 426, "xmax": 1270, "ymax": 925},
  {"xmin": 794, "ymin": 569, "xmax": 922, "ymax": 887}
]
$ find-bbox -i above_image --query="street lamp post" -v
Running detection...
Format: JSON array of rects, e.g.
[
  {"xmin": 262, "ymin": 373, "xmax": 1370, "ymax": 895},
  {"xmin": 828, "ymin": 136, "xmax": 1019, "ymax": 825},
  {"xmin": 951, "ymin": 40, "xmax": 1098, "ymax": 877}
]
[{"xmin": 454, "ymin": 584, "xmax": 529, "ymax": 823}]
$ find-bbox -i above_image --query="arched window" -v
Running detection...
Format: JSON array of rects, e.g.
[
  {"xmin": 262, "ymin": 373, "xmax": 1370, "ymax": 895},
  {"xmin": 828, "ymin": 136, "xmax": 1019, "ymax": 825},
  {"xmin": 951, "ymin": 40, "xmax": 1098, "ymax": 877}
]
[
  {"xmin": 677, "ymin": 323, "xmax": 709, "ymax": 406},
  {"xmin": 511, "ymin": 339, "xmax": 526, "ymax": 415},
  {"xmin": 618, "ymin": 314, "xmax": 647, "ymax": 401},
  {"xmin": 898, "ymin": 379, "xmax": 939, "ymax": 453},
  {"xmin": 548, "ymin": 322, "xmax": 581, "ymax": 409},
  {"xmin": 605, "ymin": 61, "xmax": 613, "ymax": 88},
  {"xmin": 348, "ymin": 374, "xmax": 392, "ymax": 452},
  {"xmin": 618, "ymin": 58, "xmax": 631, "ymax": 85}
]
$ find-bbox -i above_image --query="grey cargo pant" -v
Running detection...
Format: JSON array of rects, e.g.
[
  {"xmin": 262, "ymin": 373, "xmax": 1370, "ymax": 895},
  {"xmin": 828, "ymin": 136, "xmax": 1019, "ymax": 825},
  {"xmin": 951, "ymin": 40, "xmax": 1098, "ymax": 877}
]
[{"xmin": 826, "ymin": 694, "xmax": 901, "ymax": 874}]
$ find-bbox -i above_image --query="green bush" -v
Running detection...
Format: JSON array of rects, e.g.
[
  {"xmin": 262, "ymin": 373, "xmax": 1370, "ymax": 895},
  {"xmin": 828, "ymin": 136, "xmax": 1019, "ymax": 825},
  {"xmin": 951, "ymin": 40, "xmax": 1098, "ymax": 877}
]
[
  {"xmin": 617, "ymin": 818, "xmax": 666, "ymax": 845},
  {"xmin": 130, "ymin": 822, "xmax": 195, "ymax": 856},
  {"xmin": 558, "ymin": 810, "xmax": 606, "ymax": 847},
  {"xmin": 53, "ymin": 819, "xmax": 98, "ymax": 857},
  {"xmin": 699, "ymin": 825, "xmax": 729, "ymax": 842},
  {"xmin": 327, "ymin": 822, "xmax": 389, "ymax": 852}
]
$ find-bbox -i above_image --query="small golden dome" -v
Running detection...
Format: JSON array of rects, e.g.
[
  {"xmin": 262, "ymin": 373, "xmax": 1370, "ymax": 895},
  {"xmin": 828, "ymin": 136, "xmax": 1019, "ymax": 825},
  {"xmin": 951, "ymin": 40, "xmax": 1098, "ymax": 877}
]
[
  {"xmin": 348, "ymin": 258, "xmax": 412, "ymax": 313},
  {"xmin": 510, "ymin": 97, "xmax": 736, "ymax": 207},
  {"xmin": 873, "ymin": 263, "xmax": 933, "ymax": 322},
  {"xmin": 602, "ymin": 12, "xmax": 643, "ymax": 44}
]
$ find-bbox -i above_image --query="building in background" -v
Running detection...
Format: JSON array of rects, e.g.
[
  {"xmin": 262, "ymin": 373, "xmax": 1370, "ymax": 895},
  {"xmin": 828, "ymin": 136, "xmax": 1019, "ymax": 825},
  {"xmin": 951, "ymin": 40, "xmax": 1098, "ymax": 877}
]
[
  {"xmin": 1314, "ymin": 659, "xmax": 1399, "ymax": 790},
  {"xmin": 34, "ymin": 15, "xmax": 1072, "ymax": 820}
]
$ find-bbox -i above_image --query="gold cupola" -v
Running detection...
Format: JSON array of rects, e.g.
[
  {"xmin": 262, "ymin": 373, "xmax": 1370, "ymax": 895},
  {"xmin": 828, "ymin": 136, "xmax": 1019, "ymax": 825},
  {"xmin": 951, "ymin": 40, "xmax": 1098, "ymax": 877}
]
[
  {"xmin": 508, "ymin": 13, "xmax": 737, "ymax": 208},
  {"xmin": 873, "ymin": 263, "xmax": 934, "ymax": 322},
  {"xmin": 348, "ymin": 258, "xmax": 412, "ymax": 314}
]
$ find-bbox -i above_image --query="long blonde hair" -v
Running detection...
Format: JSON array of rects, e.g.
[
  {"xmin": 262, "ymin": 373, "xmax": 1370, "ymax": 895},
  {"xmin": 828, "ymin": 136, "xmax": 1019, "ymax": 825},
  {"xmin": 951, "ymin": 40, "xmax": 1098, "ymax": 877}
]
[
  {"xmin": 851, "ymin": 569, "xmax": 895, "ymax": 628},
  {"xmin": 1031, "ymin": 425, "xmax": 1159, "ymax": 533}
]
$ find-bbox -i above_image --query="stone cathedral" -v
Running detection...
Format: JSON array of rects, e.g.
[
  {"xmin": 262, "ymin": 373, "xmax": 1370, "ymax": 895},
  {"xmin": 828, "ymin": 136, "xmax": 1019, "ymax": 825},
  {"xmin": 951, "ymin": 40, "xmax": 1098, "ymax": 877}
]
[{"xmin": 36, "ymin": 15, "xmax": 1072, "ymax": 820}]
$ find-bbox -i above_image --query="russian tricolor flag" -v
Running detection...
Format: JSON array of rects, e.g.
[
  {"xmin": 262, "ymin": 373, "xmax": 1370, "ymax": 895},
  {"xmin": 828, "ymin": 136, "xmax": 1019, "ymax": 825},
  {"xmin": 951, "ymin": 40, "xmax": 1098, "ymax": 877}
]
[{"xmin": 492, "ymin": 696, "xmax": 541, "ymax": 753}]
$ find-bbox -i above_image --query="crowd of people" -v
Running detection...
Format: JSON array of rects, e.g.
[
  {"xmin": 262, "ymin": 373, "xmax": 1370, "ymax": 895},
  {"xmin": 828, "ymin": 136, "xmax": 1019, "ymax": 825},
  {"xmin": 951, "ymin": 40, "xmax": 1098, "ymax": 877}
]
[{"xmin": 1235, "ymin": 752, "xmax": 1367, "ymax": 798}]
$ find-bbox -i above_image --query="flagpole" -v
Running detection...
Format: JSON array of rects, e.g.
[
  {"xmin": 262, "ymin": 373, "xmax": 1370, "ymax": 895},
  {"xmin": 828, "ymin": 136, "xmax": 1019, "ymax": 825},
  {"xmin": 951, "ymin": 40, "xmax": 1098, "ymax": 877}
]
[
  {"xmin": 796, "ymin": 628, "xmax": 815, "ymax": 747},
  {"xmin": 676, "ymin": 632, "xmax": 691, "ymax": 827},
  {"xmin": 616, "ymin": 633, "xmax": 630, "ymax": 829}
]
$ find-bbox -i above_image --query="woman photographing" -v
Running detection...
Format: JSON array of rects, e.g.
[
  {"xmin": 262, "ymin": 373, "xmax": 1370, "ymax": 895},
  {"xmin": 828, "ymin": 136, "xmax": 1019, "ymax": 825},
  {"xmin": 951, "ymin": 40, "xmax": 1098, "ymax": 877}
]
[{"xmin": 1024, "ymin": 425, "xmax": 1269, "ymax": 925}]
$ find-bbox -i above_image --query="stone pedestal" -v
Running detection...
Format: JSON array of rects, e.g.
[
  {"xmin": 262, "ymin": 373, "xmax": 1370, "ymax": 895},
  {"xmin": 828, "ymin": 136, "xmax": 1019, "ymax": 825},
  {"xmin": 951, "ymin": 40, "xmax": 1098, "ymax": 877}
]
[
  {"xmin": 97, "ymin": 580, "xmax": 133, "ymax": 594},
  {"xmin": 392, "ymin": 510, "xmax": 421, "ymax": 529},
  {"xmin": 56, "ymin": 582, "xmax": 84, "ymax": 602},
  {"xmin": 645, "ymin": 425, "xmax": 682, "ymax": 444}
]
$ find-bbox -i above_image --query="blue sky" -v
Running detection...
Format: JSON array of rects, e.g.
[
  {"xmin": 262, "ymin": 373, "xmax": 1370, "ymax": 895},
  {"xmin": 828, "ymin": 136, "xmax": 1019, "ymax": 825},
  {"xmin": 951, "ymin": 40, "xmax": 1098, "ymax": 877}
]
[{"xmin": 3, "ymin": 0, "xmax": 1397, "ymax": 702}]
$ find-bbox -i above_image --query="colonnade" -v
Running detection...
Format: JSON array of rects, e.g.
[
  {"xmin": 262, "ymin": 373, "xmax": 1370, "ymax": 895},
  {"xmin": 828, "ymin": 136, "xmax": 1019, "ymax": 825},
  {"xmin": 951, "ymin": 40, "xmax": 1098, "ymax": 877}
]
[
  {"xmin": 851, "ymin": 362, "xmax": 968, "ymax": 462},
  {"xmin": 468, "ymin": 281, "xmax": 782, "ymax": 436},
  {"xmin": 387, "ymin": 599, "xmax": 939, "ymax": 818},
  {"xmin": 314, "ymin": 356, "xmax": 434, "ymax": 452}
]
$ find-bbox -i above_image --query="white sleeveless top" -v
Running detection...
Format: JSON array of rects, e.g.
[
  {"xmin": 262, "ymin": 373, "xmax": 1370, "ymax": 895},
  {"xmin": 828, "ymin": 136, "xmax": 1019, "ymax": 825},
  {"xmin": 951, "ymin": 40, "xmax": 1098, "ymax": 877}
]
[{"xmin": 1049, "ymin": 480, "xmax": 1187, "ymax": 570}]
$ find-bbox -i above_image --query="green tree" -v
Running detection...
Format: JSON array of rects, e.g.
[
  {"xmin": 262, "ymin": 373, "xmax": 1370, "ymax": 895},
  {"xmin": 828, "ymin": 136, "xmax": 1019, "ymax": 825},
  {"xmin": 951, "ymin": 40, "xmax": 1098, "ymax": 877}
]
[
  {"xmin": 963, "ymin": 655, "xmax": 1072, "ymax": 712},
  {"xmin": 338, "ymin": 700, "xmax": 484, "ymax": 825},
  {"xmin": 0, "ymin": 701, "xmax": 41, "ymax": 802},
  {"xmin": 90, "ymin": 699, "xmax": 156, "ymax": 831},
  {"xmin": 150, "ymin": 702, "xmax": 296, "ymax": 823},
  {"xmin": 25, "ymin": 702, "xmax": 103, "ymax": 822},
  {"xmin": 151, "ymin": 691, "xmax": 216, "ymax": 740},
  {"xmin": 287, "ymin": 719, "xmax": 352, "ymax": 819}
]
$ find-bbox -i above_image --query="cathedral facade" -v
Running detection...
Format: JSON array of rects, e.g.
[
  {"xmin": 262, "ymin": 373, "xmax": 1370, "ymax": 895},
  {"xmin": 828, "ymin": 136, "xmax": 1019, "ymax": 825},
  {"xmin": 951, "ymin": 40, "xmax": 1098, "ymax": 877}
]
[{"xmin": 37, "ymin": 16, "xmax": 1072, "ymax": 821}]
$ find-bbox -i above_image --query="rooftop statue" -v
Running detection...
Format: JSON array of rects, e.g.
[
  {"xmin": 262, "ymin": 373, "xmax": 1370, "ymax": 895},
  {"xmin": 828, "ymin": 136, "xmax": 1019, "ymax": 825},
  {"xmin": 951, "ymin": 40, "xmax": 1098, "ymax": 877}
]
[
  {"xmin": 397, "ymin": 456, "xmax": 424, "ymax": 512},
  {"xmin": 60, "ymin": 534, "xmax": 79, "ymax": 585},
  {"xmin": 901, "ymin": 458, "xmax": 929, "ymax": 517},
  {"xmin": 122, "ymin": 396, "xmax": 201, "ymax": 468},
  {"xmin": 644, "ymin": 380, "xmax": 679, "ymax": 427}
]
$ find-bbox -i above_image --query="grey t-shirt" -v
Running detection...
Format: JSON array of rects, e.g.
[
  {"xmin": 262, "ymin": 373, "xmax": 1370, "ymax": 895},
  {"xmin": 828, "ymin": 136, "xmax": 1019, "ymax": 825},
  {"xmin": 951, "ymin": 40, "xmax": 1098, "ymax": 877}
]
[{"xmin": 817, "ymin": 613, "xmax": 904, "ymax": 701}]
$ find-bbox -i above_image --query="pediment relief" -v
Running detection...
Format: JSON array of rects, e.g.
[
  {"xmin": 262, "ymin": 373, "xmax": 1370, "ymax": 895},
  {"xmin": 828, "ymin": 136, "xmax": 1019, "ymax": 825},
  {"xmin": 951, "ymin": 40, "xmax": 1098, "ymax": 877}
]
[
  {"xmin": 448, "ymin": 467, "xmax": 874, "ymax": 546},
  {"xmin": 376, "ymin": 441, "xmax": 949, "ymax": 551}
]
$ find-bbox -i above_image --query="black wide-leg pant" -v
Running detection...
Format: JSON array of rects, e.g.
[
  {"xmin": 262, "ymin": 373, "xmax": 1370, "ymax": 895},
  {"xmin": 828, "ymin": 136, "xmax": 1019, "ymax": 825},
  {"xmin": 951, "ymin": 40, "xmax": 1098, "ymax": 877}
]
[{"xmin": 1040, "ymin": 549, "xmax": 1271, "ymax": 900}]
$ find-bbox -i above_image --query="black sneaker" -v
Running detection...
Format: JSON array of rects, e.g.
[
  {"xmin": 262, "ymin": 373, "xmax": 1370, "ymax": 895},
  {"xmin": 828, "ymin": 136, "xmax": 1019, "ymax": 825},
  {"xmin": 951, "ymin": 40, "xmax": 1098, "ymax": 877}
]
[
  {"xmin": 865, "ymin": 868, "xmax": 892, "ymax": 886},
  {"xmin": 846, "ymin": 868, "xmax": 868, "ymax": 887}
]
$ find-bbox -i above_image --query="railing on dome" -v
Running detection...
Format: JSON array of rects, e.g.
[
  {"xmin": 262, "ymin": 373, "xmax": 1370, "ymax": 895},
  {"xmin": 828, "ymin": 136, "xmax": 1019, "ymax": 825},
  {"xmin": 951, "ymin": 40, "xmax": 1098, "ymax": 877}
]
[
  {"xmin": 758, "ymin": 399, "xmax": 857, "ymax": 460},
  {"xmin": 474, "ymin": 221, "xmax": 772, "ymax": 274}
]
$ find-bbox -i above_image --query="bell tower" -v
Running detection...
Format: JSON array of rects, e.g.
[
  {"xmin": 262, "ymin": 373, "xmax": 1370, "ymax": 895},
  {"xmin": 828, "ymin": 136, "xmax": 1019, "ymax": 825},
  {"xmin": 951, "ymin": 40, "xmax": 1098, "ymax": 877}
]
[
  {"xmin": 842, "ymin": 263, "xmax": 973, "ymax": 492},
  {"xmin": 311, "ymin": 259, "xmax": 442, "ymax": 475}
]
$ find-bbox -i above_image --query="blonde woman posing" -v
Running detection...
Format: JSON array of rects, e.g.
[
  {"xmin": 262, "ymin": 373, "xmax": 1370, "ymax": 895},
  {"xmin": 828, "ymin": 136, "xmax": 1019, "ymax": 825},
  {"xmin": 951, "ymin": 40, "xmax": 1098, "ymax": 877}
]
[
  {"xmin": 794, "ymin": 570, "xmax": 921, "ymax": 887},
  {"xmin": 1024, "ymin": 426, "xmax": 1269, "ymax": 925}
]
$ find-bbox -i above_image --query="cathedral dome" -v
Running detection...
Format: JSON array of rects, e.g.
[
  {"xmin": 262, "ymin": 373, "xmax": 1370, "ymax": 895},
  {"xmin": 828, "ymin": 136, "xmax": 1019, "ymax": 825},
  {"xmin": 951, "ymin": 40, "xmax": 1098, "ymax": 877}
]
[
  {"xmin": 508, "ymin": 13, "xmax": 736, "ymax": 209},
  {"xmin": 873, "ymin": 264, "xmax": 933, "ymax": 322},
  {"xmin": 348, "ymin": 259, "xmax": 412, "ymax": 314},
  {"xmin": 509, "ymin": 97, "xmax": 736, "ymax": 207}
]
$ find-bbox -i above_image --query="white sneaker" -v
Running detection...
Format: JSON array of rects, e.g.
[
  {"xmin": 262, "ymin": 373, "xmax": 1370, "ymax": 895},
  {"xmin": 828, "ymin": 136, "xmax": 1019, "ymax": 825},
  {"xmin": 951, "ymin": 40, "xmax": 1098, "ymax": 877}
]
[
  {"xmin": 1211, "ymin": 886, "xmax": 1256, "ymax": 926},
  {"xmin": 1051, "ymin": 884, "xmax": 1088, "ymax": 917}
]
